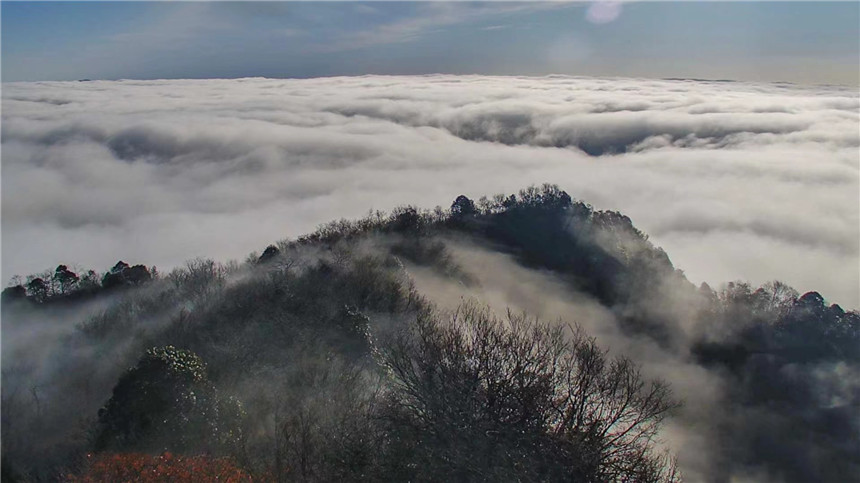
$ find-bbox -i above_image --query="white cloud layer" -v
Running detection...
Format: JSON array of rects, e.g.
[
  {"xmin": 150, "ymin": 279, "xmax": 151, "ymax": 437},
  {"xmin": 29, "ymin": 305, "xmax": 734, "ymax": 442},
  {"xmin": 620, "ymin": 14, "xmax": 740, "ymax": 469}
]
[{"xmin": 2, "ymin": 75, "xmax": 858, "ymax": 307}]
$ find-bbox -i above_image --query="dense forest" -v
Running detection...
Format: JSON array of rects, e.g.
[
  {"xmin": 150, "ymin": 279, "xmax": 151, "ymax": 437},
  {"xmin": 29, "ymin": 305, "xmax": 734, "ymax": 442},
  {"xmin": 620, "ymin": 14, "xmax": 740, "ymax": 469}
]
[{"xmin": 2, "ymin": 185, "xmax": 858, "ymax": 482}]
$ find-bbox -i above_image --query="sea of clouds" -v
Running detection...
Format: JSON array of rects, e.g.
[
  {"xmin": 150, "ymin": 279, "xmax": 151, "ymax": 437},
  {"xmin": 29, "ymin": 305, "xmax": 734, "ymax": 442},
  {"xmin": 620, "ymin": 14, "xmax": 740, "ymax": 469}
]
[{"xmin": 2, "ymin": 75, "xmax": 858, "ymax": 307}]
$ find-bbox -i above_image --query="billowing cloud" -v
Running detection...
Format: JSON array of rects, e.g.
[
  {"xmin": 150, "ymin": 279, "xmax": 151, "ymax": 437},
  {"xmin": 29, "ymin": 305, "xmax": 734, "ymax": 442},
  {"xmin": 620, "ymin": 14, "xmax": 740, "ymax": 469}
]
[{"xmin": 2, "ymin": 75, "xmax": 858, "ymax": 307}]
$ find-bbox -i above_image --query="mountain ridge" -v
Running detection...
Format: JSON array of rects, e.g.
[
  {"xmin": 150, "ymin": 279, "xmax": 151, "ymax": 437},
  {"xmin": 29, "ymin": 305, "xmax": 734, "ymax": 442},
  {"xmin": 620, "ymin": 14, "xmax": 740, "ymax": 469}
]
[{"xmin": 2, "ymin": 184, "xmax": 858, "ymax": 482}]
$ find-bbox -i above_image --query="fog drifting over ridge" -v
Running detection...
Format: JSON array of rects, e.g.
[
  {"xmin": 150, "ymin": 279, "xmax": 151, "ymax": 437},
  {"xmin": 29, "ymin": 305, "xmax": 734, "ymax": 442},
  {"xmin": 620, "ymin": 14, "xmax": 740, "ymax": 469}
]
[{"xmin": 2, "ymin": 75, "xmax": 858, "ymax": 308}]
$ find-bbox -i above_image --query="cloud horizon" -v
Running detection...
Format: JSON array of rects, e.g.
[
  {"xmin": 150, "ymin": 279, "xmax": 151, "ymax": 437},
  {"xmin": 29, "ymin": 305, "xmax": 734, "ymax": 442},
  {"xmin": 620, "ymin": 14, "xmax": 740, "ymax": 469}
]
[{"xmin": 2, "ymin": 74, "xmax": 858, "ymax": 308}]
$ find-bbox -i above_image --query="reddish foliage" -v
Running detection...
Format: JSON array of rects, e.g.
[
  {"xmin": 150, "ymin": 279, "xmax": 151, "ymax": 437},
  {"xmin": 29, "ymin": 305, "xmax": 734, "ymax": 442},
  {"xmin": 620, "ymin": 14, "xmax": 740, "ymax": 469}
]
[{"xmin": 67, "ymin": 452, "xmax": 254, "ymax": 482}]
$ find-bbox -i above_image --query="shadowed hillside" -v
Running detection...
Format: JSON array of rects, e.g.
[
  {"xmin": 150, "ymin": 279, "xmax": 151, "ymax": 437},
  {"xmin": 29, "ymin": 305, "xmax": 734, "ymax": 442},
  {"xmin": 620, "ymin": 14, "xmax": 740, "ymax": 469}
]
[{"xmin": 2, "ymin": 185, "xmax": 857, "ymax": 482}]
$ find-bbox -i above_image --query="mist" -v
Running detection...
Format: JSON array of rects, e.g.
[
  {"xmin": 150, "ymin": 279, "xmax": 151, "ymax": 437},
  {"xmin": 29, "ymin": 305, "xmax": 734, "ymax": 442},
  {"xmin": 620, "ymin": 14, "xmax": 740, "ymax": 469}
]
[
  {"xmin": 3, "ymin": 180, "xmax": 858, "ymax": 481},
  {"xmin": 3, "ymin": 75, "xmax": 858, "ymax": 308}
]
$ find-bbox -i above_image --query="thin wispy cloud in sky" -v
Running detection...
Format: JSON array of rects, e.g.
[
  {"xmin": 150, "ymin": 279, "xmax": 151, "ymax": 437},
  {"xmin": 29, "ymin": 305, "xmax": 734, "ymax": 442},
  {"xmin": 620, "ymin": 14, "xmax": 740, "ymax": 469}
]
[{"xmin": 2, "ymin": 2, "xmax": 857, "ymax": 85}]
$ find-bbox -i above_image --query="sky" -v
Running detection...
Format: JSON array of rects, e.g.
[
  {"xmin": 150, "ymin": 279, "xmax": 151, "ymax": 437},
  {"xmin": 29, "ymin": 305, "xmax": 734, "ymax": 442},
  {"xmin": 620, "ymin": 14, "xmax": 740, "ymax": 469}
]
[{"xmin": 2, "ymin": 1, "xmax": 859, "ymax": 85}]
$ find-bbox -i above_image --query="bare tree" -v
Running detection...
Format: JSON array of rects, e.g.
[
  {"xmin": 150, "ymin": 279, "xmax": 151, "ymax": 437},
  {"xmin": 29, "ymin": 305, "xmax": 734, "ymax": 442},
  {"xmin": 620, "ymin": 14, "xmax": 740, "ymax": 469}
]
[{"xmin": 376, "ymin": 302, "xmax": 681, "ymax": 482}]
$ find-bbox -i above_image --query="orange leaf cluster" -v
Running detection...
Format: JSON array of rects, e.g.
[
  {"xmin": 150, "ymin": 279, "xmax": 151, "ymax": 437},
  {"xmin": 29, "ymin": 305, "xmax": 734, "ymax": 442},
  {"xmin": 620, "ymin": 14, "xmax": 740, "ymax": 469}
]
[{"xmin": 67, "ymin": 452, "xmax": 254, "ymax": 482}]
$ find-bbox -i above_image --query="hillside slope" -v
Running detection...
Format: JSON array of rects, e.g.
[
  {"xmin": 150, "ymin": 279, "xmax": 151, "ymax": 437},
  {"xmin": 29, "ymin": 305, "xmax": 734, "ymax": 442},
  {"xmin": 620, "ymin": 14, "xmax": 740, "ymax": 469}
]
[{"xmin": 2, "ymin": 185, "xmax": 858, "ymax": 482}]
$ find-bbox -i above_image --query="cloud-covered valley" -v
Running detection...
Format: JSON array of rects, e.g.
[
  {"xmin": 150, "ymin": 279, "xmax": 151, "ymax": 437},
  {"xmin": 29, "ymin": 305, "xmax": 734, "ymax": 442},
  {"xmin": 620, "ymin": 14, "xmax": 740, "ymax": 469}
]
[{"xmin": 2, "ymin": 75, "xmax": 858, "ymax": 307}]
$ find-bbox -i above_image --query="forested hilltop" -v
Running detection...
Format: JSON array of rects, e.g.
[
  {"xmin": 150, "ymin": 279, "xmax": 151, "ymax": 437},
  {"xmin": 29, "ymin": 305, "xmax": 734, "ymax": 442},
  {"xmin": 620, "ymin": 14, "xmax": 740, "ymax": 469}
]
[{"xmin": 2, "ymin": 185, "xmax": 858, "ymax": 482}]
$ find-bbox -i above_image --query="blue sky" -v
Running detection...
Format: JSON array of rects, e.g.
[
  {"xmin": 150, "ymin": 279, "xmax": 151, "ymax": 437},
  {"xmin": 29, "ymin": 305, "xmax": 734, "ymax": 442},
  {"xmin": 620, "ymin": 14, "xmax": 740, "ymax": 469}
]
[{"xmin": 2, "ymin": 2, "xmax": 858, "ymax": 85}]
